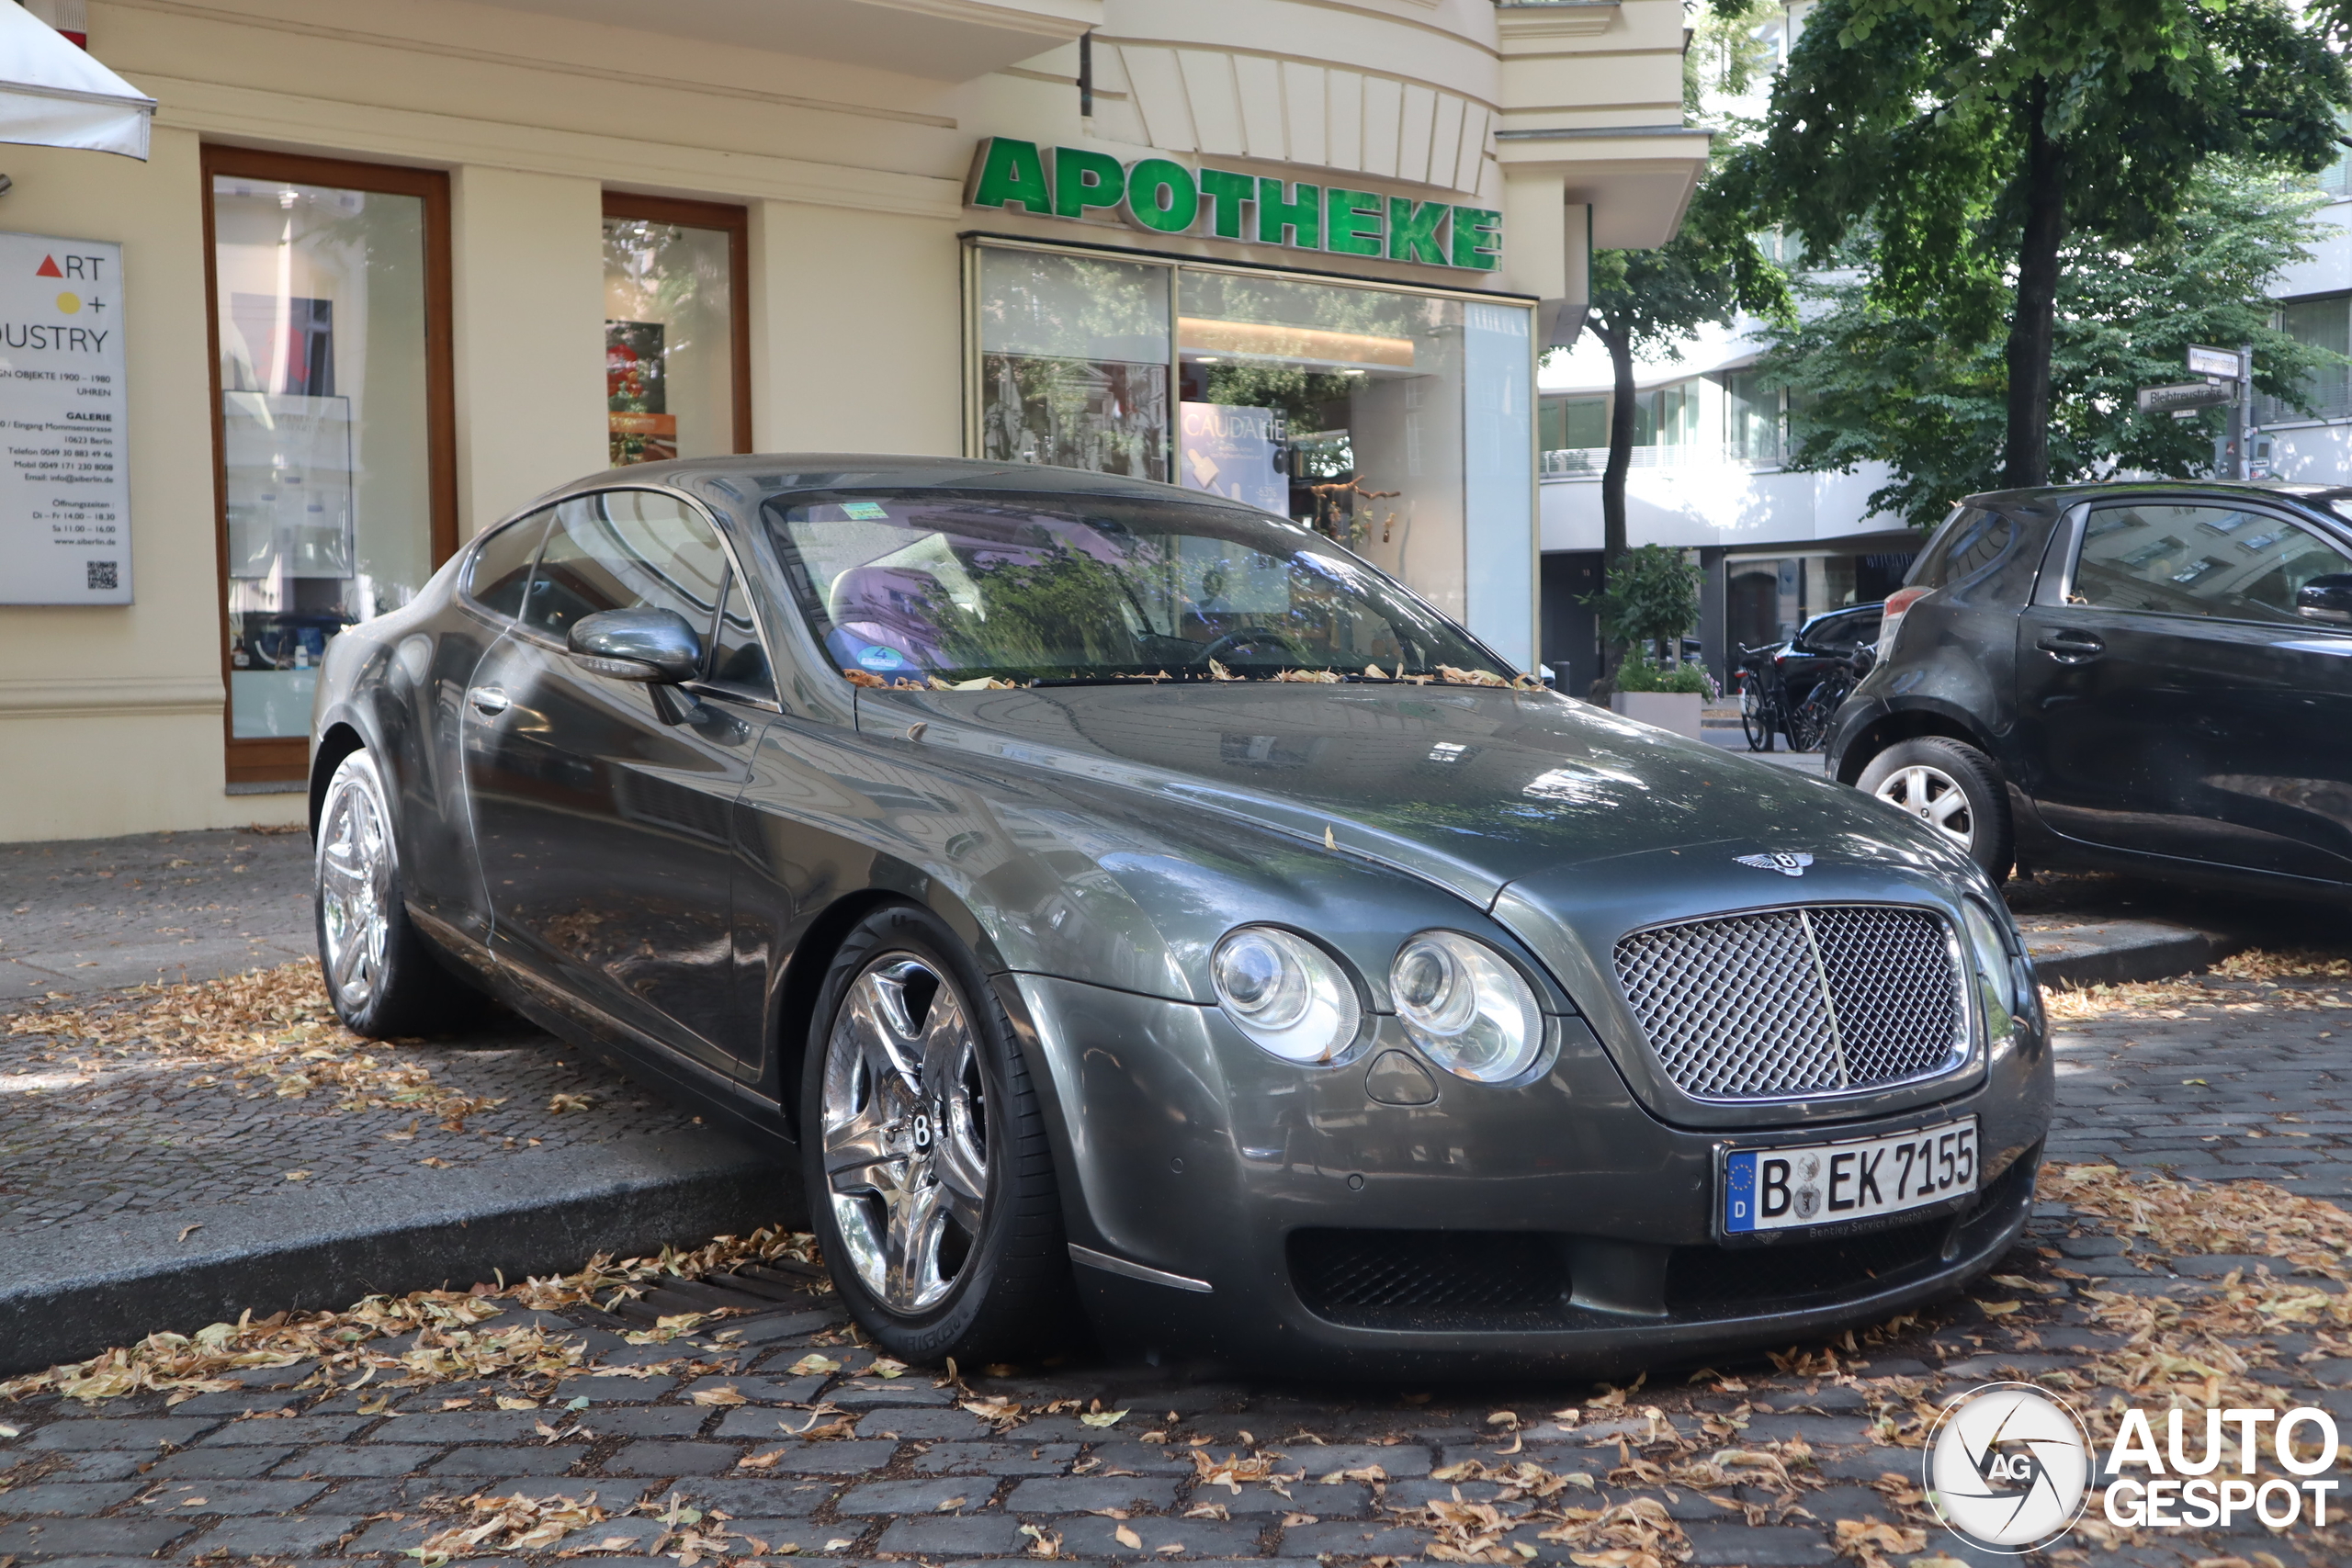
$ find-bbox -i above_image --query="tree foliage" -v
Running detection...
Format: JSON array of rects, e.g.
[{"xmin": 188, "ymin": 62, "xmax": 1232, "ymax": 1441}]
[
  {"xmin": 1763, "ymin": 164, "xmax": 2339, "ymax": 526},
  {"xmin": 1710, "ymin": 0, "xmax": 2350, "ymax": 489},
  {"xmin": 1585, "ymin": 544, "xmax": 1702, "ymax": 660}
]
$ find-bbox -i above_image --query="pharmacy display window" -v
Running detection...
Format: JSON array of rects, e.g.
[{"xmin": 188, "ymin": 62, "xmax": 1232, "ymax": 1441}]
[
  {"xmin": 204, "ymin": 149, "xmax": 455, "ymax": 785},
  {"xmin": 966, "ymin": 238, "xmax": 1534, "ymax": 652},
  {"xmin": 603, "ymin": 194, "xmax": 750, "ymax": 467}
]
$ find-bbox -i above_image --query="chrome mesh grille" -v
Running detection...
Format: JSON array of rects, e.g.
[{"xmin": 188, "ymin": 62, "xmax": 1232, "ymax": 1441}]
[{"xmin": 1613, "ymin": 906, "xmax": 1966, "ymax": 1100}]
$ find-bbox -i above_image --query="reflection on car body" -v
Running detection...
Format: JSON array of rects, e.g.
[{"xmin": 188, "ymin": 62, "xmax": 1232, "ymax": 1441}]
[{"xmin": 309, "ymin": 455, "xmax": 2049, "ymax": 1374}]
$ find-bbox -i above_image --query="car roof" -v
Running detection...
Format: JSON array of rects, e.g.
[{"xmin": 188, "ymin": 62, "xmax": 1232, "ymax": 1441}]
[
  {"xmin": 542, "ymin": 454, "xmax": 1252, "ymax": 514},
  {"xmin": 1959, "ymin": 478, "xmax": 2352, "ymax": 513}
]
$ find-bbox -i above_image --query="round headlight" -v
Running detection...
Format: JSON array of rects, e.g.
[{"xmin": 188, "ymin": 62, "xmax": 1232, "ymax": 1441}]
[
  {"xmin": 1211, "ymin": 927, "xmax": 1362, "ymax": 1064},
  {"xmin": 1961, "ymin": 899, "xmax": 2019, "ymax": 1047},
  {"xmin": 1389, "ymin": 931, "xmax": 1544, "ymax": 1083}
]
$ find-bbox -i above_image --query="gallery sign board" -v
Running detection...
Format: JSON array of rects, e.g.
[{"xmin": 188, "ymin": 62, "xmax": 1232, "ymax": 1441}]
[
  {"xmin": 967, "ymin": 137, "xmax": 1501, "ymax": 273},
  {"xmin": 0, "ymin": 231, "xmax": 127, "ymax": 604}
]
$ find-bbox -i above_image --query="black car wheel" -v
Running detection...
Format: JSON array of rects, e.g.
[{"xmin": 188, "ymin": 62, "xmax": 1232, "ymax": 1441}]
[
  {"xmin": 1857, "ymin": 737, "xmax": 2014, "ymax": 883},
  {"xmin": 801, "ymin": 904, "xmax": 1072, "ymax": 1363},
  {"xmin": 314, "ymin": 749, "xmax": 484, "ymax": 1036}
]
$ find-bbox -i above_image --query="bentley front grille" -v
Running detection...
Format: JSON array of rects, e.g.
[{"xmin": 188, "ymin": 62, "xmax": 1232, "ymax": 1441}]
[{"xmin": 1611, "ymin": 905, "xmax": 1968, "ymax": 1101}]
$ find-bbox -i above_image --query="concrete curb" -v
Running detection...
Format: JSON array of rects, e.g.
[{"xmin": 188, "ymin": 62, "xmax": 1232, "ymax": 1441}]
[
  {"xmin": 0, "ymin": 1131, "xmax": 797, "ymax": 1375},
  {"xmin": 2027, "ymin": 917, "xmax": 2242, "ymax": 989}
]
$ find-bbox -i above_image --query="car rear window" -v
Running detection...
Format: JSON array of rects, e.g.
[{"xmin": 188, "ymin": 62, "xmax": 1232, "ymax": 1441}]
[{"xmin": 1907, "ymin": 507, "xmax": 2014, "ymax": 591}]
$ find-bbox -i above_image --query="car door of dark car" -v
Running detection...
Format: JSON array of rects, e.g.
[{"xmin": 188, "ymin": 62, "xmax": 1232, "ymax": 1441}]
[
  {"xmin": 462, "ymin": 489, "xmax": 771, "ymax": 1072},
  {"xmin": 2014, "ymin": 497, "xmax": 2352, "ymax": 881}
]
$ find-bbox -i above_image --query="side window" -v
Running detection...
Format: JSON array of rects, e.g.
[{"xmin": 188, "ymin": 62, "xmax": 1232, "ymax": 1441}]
[
  {"xmin": 705, "ymin": 572, "xmax": 777, "ymax": 702},
  {"xmin": 522, "ymin": 491, "xmax": 728, "ymax": 643},
  {"xmin": 465, "ymin": 509, "xmax": 550, "ymax": 619},
  {"xmin": 2073, "ymin": 503, "xmax": 2352, "ymax": 623},
  {"xmin": 1908, "ymin": 507, "xmax": 2014, "ymax": 590}
]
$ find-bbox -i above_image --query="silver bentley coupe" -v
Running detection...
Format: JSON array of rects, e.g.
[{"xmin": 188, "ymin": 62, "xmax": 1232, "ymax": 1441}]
[{"xmin": 308, "ymin": 456, "xmax": 2050, "ymax": 1373}]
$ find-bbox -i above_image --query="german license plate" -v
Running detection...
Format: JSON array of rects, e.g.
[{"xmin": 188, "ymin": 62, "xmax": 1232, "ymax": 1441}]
[{"xmin": 1721, "ymin": 1117, "xmax": 1978, "ymax": 1235}]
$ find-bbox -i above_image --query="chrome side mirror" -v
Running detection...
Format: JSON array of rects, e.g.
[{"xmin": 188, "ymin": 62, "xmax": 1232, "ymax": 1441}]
[
  {"xmin": 2296, "ymin": 573, "xmax": 2352, "ymax": 626},
  {"xmin": 567, "ymin": 608, "xmax": 702, "ymax": 683}
]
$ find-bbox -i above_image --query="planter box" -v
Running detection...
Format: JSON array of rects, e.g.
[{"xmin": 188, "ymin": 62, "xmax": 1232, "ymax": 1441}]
[{"xmin": 1610, "ymin": 690, "xmax": 1704, "ymax": 739}]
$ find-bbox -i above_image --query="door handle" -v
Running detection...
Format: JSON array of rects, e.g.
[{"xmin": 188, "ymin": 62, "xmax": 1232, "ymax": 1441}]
[
  {"xmin": 2035, "ymin": 630, "xmax": 2103, "ymax": 663},
  {"xmin": 469, "ymin": 685, "xmax": 511, "ymax": 716}
]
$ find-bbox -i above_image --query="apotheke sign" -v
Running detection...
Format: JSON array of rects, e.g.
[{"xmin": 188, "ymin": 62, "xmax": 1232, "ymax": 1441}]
[{"xmin": 967, "ymin": 137, "xmax": 1501, "ymax": 272}]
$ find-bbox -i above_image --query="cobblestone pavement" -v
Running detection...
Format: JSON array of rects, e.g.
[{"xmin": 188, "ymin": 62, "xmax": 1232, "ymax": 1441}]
[
  {"xmin": 5, "ymin": 973, "xmax": 2352, "ymax": 1568},
  {"xmin": 0, "ymin": 829, "xmax": 313, "ymax": 1010}
]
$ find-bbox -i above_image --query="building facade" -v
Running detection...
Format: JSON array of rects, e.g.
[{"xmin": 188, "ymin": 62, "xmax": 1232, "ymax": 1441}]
[{"xmin": 0, "ymin": 0, "xmax": 1701, "ymax": 841}]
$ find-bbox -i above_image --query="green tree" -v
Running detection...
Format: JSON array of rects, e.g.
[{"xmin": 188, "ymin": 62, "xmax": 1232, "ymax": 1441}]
[
  {"xmin": 1585, "ymin": 544, "xmax": 1702, "ymax": 664},
  {"xmin": 1763, "ymin": 164, "xmax": 2338, "ymax": 526},
  {"xmin": 1712, "ymin": 0, "xmax": 2350, "ymax": 491}
]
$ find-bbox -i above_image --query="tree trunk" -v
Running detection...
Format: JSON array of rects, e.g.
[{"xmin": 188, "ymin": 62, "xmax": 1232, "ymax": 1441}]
[
  {"xmin": 2003, "ymin": 75, "xmax": 2066, "ymax": 490},
  {"xmin": 1600, "ymin": 319, "xmax": 1636, "ymax": 570}
]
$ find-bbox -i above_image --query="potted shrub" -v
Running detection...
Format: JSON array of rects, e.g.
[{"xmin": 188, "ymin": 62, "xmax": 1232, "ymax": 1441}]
[{"xmin": 1610, "ymin": 649, "xmax": 1713, "ymax": 739}]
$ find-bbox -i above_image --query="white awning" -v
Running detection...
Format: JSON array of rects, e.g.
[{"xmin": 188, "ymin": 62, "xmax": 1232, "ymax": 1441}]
[{"xmin": 0, "ymin": 0, "xmax": 151, "ymax": 161}]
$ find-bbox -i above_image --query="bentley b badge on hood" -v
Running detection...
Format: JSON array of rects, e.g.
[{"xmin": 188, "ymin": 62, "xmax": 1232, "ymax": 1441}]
[{"xmin": 1736, "ymin": 852, "xmax": 1814, "ymax": 876}]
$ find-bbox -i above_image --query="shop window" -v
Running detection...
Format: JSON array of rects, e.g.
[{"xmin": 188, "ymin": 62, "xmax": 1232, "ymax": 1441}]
[
  {"xmin": 2256, "ymin": 295, "xmax": 2352, "ymax": 425},
  {"xmin": 976, "ymin": 247, "xmax": 1170, "ymax": 480},
  {"xmin": 602, "ymin": 195, "xmax": 750, "ymax": 466},
  {"xmin": 206, "ymin": 150, "xmax": 453, "ymax": 784},
  {"xmin": 967, "ymin": 240, "xmax": 1537, "ymax": 663}
]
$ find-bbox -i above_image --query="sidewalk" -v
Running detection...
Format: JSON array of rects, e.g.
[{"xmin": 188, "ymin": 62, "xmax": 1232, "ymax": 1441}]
[
  {"xmin": 0, "ymin": 830, "xmax": 787, "ymax": 1375},
  {"xmin": 0, "ymin": 827, "xmax": 315, "ymax": 1010}
]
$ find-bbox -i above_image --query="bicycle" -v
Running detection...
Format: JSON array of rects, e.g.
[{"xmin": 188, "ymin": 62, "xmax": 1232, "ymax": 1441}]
[
  {"xmin": 1786, "ymin": 646, "xmax": 1873, "ymax": 753},
  {"xmin": 1736, "ymin": 643, "xmax": 1790, "ymax": 751}
]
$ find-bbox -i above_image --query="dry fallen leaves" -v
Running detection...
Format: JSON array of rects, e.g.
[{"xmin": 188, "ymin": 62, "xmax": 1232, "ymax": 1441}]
[
  {"xmin": 0, "ymin": 1224, "xmax": 824, "ymax": 1404},
  {"xmin": 2, "ymin": 963, "xmax": 506, "ymax": 1130},
  {"xmin": 405, "ymin": 1489, "xmax": 608, "ymax": 1563}
]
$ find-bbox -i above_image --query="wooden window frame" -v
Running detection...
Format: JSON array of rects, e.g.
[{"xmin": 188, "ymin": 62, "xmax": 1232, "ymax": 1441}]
[
  {"xmin": 601, "ymin": 192, "xmax": 753, "ymax": 457},
  {"xmin": 201, "ymin": 147, "xmax": 456, "ymax": 787}
]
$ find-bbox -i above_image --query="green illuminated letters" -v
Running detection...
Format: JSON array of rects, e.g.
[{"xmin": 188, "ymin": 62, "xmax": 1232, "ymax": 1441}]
[
  {"xmin": 1054, "ymin": 147, "xmax": 1126, "ymax": 219},
  {"xmin": 1124, "ymin": 158, "xmax": 1200, "ymax": 234},
  {"xmin": 1199, "ymin": 169, "xmax": 1256, "ymax": 241},
  {"xmin": 1451, "ymin": 207, "xmax": 1502, "ymax": 271},
  {"xmin": 1257, "ymin": 177, "xmax": 1320, "ymax": 249},
  {"xmin": 967, "ymin": 137, "xmax": 1052, "ymax": 215},
  {"xmin": 962, "ymin": 137, "xmax": 1501, "ymax": 271},
  {"xmin": 1388, "ymin": 197, "xmax": 1449, "ymax": 265},
  {"xmin": 1326, "ymin": 189, "xmax": 1384, "ymax": 257}
]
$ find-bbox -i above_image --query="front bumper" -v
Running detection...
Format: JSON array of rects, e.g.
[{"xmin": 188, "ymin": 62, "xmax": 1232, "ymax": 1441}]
[{"xmin": 1001, "ymin": 974, "xmax": 2051, "ymax": 1378}]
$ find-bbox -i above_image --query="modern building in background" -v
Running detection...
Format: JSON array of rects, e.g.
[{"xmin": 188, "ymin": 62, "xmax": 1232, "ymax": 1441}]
[{"xmin": 0, "ymin": 0, "xmax": 1705, "ymax": 842}]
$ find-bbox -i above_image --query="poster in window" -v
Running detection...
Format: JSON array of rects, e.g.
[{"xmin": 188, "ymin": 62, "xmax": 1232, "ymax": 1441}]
[
  {"xmin": 0, "ymin": 231, "xmax": 129, "ymax": 604},
  {"xmin": 607, "ymin": 319, "xmax": 676, "ymax": 465}
]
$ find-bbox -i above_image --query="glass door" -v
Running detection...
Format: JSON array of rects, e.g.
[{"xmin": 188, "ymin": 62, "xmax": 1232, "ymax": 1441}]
[
  {"xmin": 204, "ymin": 150, "xmax": 453, "ymax": 785},
  {"xmin": 602, "ymin": 195, "xmax": 749, "ymax": 467}
]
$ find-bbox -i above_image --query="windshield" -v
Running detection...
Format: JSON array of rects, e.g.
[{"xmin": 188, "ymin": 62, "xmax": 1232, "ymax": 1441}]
[{"xmin": 762, "ymin": 489, "xmax": 1509, "ymax": 687}]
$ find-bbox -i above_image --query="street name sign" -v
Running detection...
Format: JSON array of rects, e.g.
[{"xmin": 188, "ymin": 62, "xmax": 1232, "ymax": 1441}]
[
  {"xmin": 2187, "ymin": 344, "xmax": 2243, "ymax": 378},
  {"xmin": 2137, "ymin": 380, "xmax": 2233, "ymax": 414},
  {"xmin": 0, "ymin": 231, "xmax": 126, "ymax": 604}
]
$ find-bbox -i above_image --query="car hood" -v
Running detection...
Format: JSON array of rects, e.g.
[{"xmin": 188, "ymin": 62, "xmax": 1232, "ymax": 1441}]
[{"xmin": 855, "ymin": 682, "xmax": 1973, "ymax": 910}]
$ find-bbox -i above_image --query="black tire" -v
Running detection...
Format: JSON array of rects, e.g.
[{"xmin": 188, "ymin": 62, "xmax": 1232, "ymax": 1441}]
[
  {"xmin": 1856, "ymin": 737, "xmax": 2015, "ymax": 883},
  {"xmin": 313, "ymin": 748, "xmax": 488, "ymax": 1037},
  {"xmin": 1740, "ymin": 682, "xmax": 1775, "ymax": 751},
  {"xmin": 799, "ymin": 903, "xmax": 1073, "ymax": 1364}
]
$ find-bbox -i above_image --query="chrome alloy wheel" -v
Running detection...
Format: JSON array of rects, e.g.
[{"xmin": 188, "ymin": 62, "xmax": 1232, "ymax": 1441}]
[
  {"xmin": 317, "ymin": 763, "xmax": 394, "ymax": 1012},
  {"xmin": 820, "ymin": 954, "xmax": 990, "ymax": 1314},
  {"xmin": 1873, "ymin": 762, "xmax": 1974, "ymax": 850}
]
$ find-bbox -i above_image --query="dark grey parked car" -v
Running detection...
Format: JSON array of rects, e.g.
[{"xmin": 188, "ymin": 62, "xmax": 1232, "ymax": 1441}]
[
  {"xmin": 1827, "ymin": 481, "xmax": 2352, "ymax": 895},
  {"xmin": 309, "ymin": 456, "xmax": 2049, "ymax": 1374}
]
